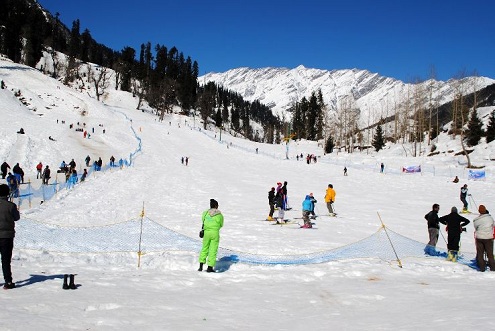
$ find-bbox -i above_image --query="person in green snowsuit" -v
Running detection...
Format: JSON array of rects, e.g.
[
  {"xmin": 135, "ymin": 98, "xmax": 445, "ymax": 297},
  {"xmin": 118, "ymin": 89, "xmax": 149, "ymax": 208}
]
[{"xmin": 198, "ymin": 199, "xmax": 224, "ymax": 273}]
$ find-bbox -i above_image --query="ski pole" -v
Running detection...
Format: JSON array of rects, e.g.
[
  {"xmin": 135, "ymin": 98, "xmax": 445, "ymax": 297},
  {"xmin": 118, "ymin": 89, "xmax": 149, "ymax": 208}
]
[
  {"xmin": 439, "ymin": 227, "xmax": 448, "ymax": 245},
  {"xmin": 469, "ymin": 195, "xmax": 478, "ymax": 211}
]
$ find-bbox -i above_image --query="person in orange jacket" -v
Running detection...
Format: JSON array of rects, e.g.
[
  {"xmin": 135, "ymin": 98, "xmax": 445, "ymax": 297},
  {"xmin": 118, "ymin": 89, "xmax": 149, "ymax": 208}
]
[{"xmin": 324, "ymin": 184, "xmax": 336, "ymax": 216}]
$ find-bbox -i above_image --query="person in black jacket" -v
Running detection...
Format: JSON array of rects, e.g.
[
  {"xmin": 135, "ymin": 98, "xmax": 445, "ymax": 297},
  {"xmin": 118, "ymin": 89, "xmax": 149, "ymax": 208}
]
[
  {"xmin": 1, "ymin": 162, "xmax": 10, "ymax": 179},
  {"xmin": 12, "ymin": 163, "xmax": 24, "ymax": 183},
  {"xmin": 0, "ymin": 184, "xmax": 20, "ymax": 289},
  {"xmin": 267, "ymin": 187, "xmax": 275, "ymax": 221},
  {"xmin": 424, "ymin": 203, "xmax": 440, "ymax": 254},
  {"xmin": 439, "ymin": 206, "xmax": 470, "ymax": 262}
]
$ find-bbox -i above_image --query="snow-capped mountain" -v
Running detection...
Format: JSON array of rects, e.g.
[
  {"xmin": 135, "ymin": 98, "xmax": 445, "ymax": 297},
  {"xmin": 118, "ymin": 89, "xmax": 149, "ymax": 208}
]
[{"xmin": 200, "ymin": 66, "xmax": 495, "ymax": 124}]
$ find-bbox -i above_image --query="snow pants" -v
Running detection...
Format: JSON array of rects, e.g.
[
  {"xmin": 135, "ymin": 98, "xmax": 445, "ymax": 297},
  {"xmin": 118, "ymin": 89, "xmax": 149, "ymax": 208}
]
[
  {"xmin": 199, "ymin": 230, "xmax": 220, "ymax": 267},
  {"xmin": 475, "ymin": 238, "xmax": 495, "ymax": 271},
  {"xmin": 0, "ymin": 238, "xmax": 14, "ymax": 283},
  {"xmin": 326, "ymin": 202, "xmax": 334, "ymax": 214}
]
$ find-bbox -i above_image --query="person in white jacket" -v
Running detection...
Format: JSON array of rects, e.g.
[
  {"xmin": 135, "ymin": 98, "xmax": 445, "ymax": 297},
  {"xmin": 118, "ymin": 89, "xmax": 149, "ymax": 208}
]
[{"xmin": 473, "ymin": 205, "xmax": 495, "ymax": 271}]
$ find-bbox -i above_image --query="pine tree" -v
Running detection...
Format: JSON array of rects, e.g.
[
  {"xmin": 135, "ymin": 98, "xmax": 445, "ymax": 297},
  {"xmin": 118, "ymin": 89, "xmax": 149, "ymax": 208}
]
[
  {"xmin": 324, "ymin": 135, "xmax": 334, "ymax": 154},
  {"xmin": 465, "ymin": 108, "xmax": 483, "ymax": 146},
  {"xmin": 372, "ymin": 125, "xmax": 385, "ymax": 152},
  {"xmin": 486, "ymin": 111, "xmax": 495, "ymax": 143}
]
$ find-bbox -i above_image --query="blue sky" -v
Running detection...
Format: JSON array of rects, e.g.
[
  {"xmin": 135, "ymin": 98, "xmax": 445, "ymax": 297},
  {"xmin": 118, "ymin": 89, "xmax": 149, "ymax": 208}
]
[{"xmin": 37, "ymin": 0, "xmax": 494, "ymax": 81}]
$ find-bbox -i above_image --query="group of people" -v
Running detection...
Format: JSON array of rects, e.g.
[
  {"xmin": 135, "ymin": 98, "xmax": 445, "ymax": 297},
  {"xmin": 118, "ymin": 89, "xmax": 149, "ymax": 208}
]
[
  {"xmin": 266, "ymin": 182, "xmax": 337, "ymax": 228},
  {"xmin": 425, "ymin": 182, "xmax": 495, "ymax": 271},
  {"xmin": 267, "ymin": 181, "xmax": 289, "ymax": 223}
]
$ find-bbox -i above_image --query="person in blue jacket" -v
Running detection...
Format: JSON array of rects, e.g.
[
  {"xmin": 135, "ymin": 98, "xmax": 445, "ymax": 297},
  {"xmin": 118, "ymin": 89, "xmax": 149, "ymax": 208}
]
[{"xmin": 301, "ymin": 195, "xmax": 313, "ymax": 228}]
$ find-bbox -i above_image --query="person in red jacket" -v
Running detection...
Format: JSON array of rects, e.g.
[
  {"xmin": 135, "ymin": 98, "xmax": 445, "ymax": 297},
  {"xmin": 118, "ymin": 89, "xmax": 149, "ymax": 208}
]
[{"xmin": 36, "ymin": 162, "xmax": 43, "ymax": 179}]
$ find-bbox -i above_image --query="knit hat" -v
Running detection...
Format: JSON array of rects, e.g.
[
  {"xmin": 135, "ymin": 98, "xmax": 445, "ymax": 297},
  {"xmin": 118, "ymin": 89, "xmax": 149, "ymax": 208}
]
[
  {"xmin": 210, "ymin": 199, "xmax": 218, "ymax": 209},
  {"xmin": 479, "ymin": 205, "xmax": 487, "ymax": 214},
  {"xmin": 451, "ymin": 206, "xmax": 457, "ymax": 213}
]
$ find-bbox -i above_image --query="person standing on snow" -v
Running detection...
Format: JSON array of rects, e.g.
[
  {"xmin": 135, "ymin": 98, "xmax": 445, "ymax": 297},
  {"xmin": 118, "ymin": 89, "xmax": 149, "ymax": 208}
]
[
  {"xmin": 275, "ymin": 185, "xmax": 285, "ymax": 222},
  {"xmin": 267, "ymin": 187, "xmax": 275, "ymax": 221},
  {"xmin": 0, "ymin": 184, "xmax": 20, "ymax": 289},
  {"xmin": 424, "ymin": 203, "xmax": 440, "ymax": 255},
  {"xmin": 473, "ymin": 205, "xmax": 495, "ymax": 271},
  {"xmin": 324, "ymin": 184, "xmax": 336, "ymax": 216},
  {"xmin": 198, "ymin": 199, "xmax": 224, "ymax": 273},
  {"xmin": 439, "ymin": 206, "xmax": 470, "ymax": 262},
  {"xmin": 460, "ymin": 184, "xmax": 470, "ymax": 212},
  {"xmin": 36, "ymin": 162, "xmax": 43, "ymax": 179},
  {"xmin": 308, "ymin": 193, "xmax": 317, "ymax": 219},
  {"xmin": 282, "ymin": 181, "xmax": 289, "ymax": 210},
  {"xmin": 42, "ymin": 166, "xmax": 50, "ymax": 185},
  {"xmin": 1, "ymin": 162, "xmax": 10, "ymax": 179},
  {"xmin": 85, "ymin": 155, "xmax": 91, "ymax": 167},
  {"xmin": 301, "ymin": 195, "xmax": 313, "ymax": 228}
]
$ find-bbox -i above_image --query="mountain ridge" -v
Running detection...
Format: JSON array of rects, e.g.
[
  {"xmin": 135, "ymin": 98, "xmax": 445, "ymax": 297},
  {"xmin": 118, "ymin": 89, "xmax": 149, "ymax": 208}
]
[{"xmin": 200, "ymin": 66, "xmax": 495, "ymax": 126}]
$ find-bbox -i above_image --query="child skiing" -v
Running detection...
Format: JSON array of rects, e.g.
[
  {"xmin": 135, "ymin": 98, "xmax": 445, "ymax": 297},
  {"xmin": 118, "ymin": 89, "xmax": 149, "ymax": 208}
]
[
  {"xmin": 301, "ymin": 195, "xmax": 313, "ymax": 228},
  {"xmin": 460, "ymin": 184, "xmax": 469, "ymax": 212}
]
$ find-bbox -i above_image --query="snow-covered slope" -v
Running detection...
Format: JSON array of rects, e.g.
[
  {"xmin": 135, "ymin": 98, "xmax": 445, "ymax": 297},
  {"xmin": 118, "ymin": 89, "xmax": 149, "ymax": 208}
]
[
  {"xmin": 3, "ymin": 56, "xmax": 495, "ymax": 330},
  {"xmin": 200, "ymin": 66, "xmax": 495, "ymax": 123}
]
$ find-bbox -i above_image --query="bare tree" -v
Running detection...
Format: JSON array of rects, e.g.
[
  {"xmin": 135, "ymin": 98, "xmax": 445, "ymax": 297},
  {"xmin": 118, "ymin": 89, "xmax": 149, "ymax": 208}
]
[{"xmin": 92, "ymin": 67, "xmax": 112, "ymax": 101}]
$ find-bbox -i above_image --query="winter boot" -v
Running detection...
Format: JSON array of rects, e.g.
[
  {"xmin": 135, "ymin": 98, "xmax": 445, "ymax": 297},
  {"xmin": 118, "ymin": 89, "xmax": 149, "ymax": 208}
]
[
  {"xmin": 62, "ymin": 274, "xmax": 70, "ymax": 290},
  {"xmin": 206, "ymin": 266, "xmax": 215, "ymax": 273},
  {"xmin": 3, "ymin": 282, "xmax": 15, "ymax": 290},
  {"xmin": 267, "ymin": 216, "xmax": 274, "ymax": 221},
  {"xmin": 69, "ymin": 274, "xmax": 76, "ymax": 290},
  {"xmin": 198, "ymin": 263, "xmax": 204, "ymax": 271}
]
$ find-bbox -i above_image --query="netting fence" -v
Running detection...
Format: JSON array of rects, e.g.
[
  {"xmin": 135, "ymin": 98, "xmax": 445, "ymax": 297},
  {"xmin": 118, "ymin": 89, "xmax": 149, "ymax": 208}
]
[{"xmin": 15, "ymin": 216, "xmax": 478, "ymax": 270}]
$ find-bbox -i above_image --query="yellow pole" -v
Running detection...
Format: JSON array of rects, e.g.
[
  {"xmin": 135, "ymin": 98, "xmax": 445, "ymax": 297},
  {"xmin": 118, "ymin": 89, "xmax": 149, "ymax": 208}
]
[
  {"xmin": 377, "ymin": 212, "xmax": 403, "ymax": 268},
  {"xmin": 137, "ymin": 202, "xmax": 145, "ymax": 268}
]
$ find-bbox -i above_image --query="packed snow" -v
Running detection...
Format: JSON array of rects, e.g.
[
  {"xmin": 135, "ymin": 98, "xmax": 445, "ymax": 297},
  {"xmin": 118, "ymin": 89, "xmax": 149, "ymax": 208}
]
[{"xmin": 1, "ymin": 57, "xmax": 495, "ymax": 330}]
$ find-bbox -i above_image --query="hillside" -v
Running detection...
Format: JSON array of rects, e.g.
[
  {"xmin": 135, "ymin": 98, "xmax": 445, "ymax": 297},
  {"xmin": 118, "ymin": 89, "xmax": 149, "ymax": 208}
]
[{"xmin": 2, "ymin": 56, "xmax": 495, "ymax": 330}]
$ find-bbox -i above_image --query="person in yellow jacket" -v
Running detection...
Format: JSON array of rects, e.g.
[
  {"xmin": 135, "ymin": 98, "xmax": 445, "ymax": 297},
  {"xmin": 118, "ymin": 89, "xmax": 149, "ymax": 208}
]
[
  {"xmin": 324, "ymin": 184, "xmax": 336, "ymax": 215},
  {"xmin": 198, "ymin": 199, "xmax": 224, "ymax": 273}
]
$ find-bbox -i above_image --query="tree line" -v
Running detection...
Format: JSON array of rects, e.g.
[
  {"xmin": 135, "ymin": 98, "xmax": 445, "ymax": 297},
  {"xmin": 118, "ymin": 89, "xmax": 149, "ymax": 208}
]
[{"xmin": 0, "ymin": 0, "xmax": 282, "ymax": 143}]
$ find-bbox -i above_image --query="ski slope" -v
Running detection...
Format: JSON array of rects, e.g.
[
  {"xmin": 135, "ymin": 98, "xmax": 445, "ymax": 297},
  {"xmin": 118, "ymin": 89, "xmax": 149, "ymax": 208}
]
[{"xmin": 2, "ymin": 56, "xmax": 495, "ymax": 330}]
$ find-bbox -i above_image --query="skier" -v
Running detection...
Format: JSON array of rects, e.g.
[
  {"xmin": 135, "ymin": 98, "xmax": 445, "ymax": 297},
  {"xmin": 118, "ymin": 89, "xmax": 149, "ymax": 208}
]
[
  {"xmin": 460, "ymin": 184, "xmax": 469, "ymax": 212},
  {"xmin": 301, "ymin": 195, "xmax": 313, "ymax": 228},
  {"xmin": 42, "ymin": 166, "xmax": 51, "ymax": 185},
  {"xmin": 473, "ymin": 205, "xmax": 495, "ymax": 271},
  {"xmin": 308, "ymin": 193, "xmax": 317, "ymax": 219},
  {"xmin": 0, "ymin": 184, "xmax": 20, "ymax": 289},
  {"xmin": 85, "ymin": 155, "xmax": 91, "ymax": 167},
  {"xmin": 110, "ymin": 155, "xmax": 115, "ymax": 167},
  {"xmin": 380, "ymin": 163, "xmax": 385, "ymax": 173},
  {"xmin": 181, "ymin": 157, "xmax": 184, "ymax": 165},
  {"xmin": 185, "ymin": 157, "xmax": 189, "ymax": 166},
  {"xmin": 282, "ymin": 181, "xmax": 289, "ymax": 210},
  {"xmin": 439, "ymin": 206, "xmax": 470, "ymax": 262},
  {"xmin": 1, "ymin": 162, "xmax": 10, "ymax": 179},
  {"xmin": 6, "ymin": 173, "xmax": 18, "ymax": 198},
  {"xmin": 343, "ymin": 167, "xmax": 348, "ymax": 176},
  {"xmin": 274, "ymin": 186, "xmax": 285, "ymax": 223},
  {"xmin": 97, "ymin": 157, "xmax": 103, "ymax": 170},
  {"xmin": 424, "ymin": 203, "xmax": 440, "ymax": 255},
  {"xmin": 36, "ymin": 162, "xmax": 43, "ymax": 179},
  {"xmin": 453, "ymin": 176, "xmax": 459, "ymax": 183},
  {"xmin": 198, "ymin": 199, "xmax": 224, "ymax": 273},
  {"xmin": 267, "ymin": 187, "xmax": 275, "ymax": 221},
  {"xmin": 324, "ymin": 184, "xmax": 336, "ymax": 216}
]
